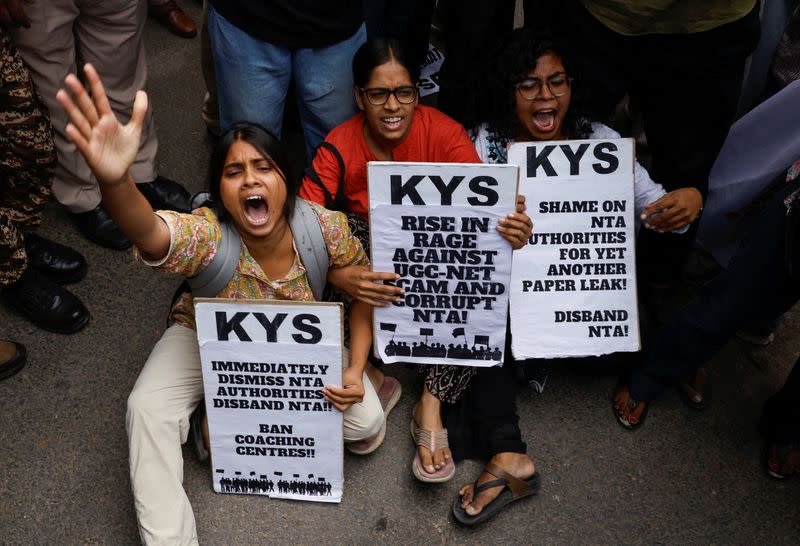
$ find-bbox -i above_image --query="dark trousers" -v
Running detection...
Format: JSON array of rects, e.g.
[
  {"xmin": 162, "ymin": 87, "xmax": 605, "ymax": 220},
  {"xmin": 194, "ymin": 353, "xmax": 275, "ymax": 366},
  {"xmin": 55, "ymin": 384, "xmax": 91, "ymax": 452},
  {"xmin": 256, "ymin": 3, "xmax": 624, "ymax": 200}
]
[
  {"xmin": 759, "ymin": 355, "xmax": 800, "ymax": 444},
  {"xmin": 549, "ymin": 1, "xmax": 760, "ymax": 281},
  {"xmin": 630, "ymin": 179, "xmax": 800, "ymax": 402},
  {"xmin": 444, "ymin": 357, "xmax": 527, "ymax": 463},
  {"xmin": 436, "ymin": 0, "xmax": 516, "ymax": 125},
  {"xmin": 362, "ymin": 0, "xmax": 436, "ymax": 74}
]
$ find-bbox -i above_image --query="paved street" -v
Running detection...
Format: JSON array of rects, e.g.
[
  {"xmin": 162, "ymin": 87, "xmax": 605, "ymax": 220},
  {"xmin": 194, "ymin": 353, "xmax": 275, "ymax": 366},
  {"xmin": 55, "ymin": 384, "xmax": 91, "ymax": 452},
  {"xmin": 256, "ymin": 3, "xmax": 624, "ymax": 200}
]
[{"xmin": 1, "ymin": 5, "xmax": 799, "ymax": 544}]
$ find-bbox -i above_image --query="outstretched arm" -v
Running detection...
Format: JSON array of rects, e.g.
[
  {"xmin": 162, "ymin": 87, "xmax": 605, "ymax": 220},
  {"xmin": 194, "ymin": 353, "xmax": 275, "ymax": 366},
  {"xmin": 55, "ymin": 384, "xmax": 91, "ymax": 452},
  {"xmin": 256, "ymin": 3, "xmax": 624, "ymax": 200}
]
[{"xmin": 56, "ymin": 63, "xmax": 169, "ymax": 260}]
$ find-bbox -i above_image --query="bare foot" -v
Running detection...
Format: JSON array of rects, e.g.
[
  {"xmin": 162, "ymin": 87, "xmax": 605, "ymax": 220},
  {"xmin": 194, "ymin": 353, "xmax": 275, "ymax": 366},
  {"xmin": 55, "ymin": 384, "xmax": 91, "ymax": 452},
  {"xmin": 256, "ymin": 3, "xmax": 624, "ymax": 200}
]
[
  {"xmin": 412, "ymin": 387, "xmax": 451, "ymax": 474},
  {"xmin": 678, "ymin": 367, "xmax": 708, "ymax": 405},
  {"xmin": 612, "ymin": 384, "xmax": 647, "ymax": 426},
  {"xmin": 458, "ymin": 452, "xmax": 535, "ymax": 516}
]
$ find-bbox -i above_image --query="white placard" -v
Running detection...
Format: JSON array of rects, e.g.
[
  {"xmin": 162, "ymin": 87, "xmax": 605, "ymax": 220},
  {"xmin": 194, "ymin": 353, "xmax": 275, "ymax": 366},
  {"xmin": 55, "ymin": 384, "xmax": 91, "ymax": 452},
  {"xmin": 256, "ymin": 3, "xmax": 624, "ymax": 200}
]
[
  {"xmin": 508, "ymin": 139, "xmax": 640, "ymax": 358},
  {"xmin": 418, "ymin": 43, "xmax": 444, "ymax": 97},
  {"xmin": 368, "ymin": 162, "xmax": 517, "ymax": 366},
  {"xmin": 195, "ymin": 299, "xmax": 344, "ymax": 503}
]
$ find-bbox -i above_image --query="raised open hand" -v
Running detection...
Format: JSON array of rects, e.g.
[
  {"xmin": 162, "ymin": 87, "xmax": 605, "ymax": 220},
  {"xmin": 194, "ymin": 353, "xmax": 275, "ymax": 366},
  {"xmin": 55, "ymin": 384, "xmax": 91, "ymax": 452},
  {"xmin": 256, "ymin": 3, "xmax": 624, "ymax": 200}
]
[{"xmin": 56, "ymin": 63, "xmax": 148, "ymax": 186}]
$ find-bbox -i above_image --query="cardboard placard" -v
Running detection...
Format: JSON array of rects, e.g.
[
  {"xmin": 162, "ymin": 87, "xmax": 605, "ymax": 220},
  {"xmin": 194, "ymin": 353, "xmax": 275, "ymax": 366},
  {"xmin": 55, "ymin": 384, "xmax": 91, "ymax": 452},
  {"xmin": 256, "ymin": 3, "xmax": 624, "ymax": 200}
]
[
  {"xmin": 368, "ymin": 162, "xmax": 517, "ymax": 366},
  {"xmin": 507, "ymin": 139, "xmax": 640, "ymax": 358},
  {"xmin": 195, "ymin": 299, "xmax": 344, "ymax": 503}
]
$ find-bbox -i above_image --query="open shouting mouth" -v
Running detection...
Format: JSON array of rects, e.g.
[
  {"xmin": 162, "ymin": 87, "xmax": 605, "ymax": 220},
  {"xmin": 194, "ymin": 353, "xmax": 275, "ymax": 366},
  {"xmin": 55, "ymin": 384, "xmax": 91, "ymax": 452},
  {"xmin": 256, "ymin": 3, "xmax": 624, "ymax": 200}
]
[{"xmin": 243, "ymin": 194, "xmax": 269, "ymax": 226}]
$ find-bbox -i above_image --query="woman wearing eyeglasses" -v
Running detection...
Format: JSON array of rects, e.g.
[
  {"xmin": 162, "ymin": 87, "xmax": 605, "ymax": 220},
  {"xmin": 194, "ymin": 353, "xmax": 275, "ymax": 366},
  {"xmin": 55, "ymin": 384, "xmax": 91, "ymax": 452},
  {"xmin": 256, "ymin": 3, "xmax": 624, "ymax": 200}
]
[
  {"xmin": 438, "ymin": 27, "xmax": 708, "ymax": 525},
  {"xmin": 300, "ymin": 39, "xmax": 533, "ymax": 486},
  {"xmin": 471, "ymin": 27, "xmax": 704, "ymax": 230}
]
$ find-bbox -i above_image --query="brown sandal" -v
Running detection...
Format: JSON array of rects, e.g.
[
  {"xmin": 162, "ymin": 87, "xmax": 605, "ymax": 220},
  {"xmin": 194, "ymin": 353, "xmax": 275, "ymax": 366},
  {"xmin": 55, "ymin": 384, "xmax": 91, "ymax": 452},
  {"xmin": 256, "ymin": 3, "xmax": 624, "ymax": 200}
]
[{"xmin": 452, "ymin": 462, "xmax": 541, "ymax": 526}]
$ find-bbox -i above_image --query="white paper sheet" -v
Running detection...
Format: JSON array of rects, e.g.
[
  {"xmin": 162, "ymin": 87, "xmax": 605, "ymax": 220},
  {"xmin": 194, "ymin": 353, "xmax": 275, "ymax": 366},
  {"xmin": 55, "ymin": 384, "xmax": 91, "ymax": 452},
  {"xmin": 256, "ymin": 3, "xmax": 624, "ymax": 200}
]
[
  {"xmin": 368, "ymin": 162, "xmax": 517, "ymax": 366},
  {"xmin": 507, "ymin": 139, "xmax": 640, "ymax": 358},
  {"xmin": 195, "ymin": 299, "xmax": 344, "ymax": 503}
]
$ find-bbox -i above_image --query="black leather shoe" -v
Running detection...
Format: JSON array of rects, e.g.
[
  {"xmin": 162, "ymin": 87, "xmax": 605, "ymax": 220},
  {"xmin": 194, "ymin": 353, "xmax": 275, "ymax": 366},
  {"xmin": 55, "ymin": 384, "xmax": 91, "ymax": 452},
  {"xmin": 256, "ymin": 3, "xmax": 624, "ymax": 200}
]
[
  {"xmin": 25, "ymin": 233, "xmax": 88, "ymax": 284},
  {"xmin": 71, "ymin": 204, "xmax": 132, "ymax": 250},
  {"xmin": 0, "ymin": 340, "xmax": 26, "ymax": 381},
  {"xmin": 2, "ymin": 269, "xmax": 90, "ymax": 334},
  {"xmin": 138, "ymin": 176, "xmax": 192, "ymax": 213}
]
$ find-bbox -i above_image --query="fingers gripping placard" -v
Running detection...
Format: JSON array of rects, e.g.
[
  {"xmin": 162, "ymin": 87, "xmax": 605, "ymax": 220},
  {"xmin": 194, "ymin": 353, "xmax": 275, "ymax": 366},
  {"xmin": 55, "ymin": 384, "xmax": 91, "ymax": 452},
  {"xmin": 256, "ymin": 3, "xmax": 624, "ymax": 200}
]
[
  {"xmin": 195, "ymin": 299, "xmax": 344, "ymax": 503},
  {"xmin": 508, "ymin": 139, "xmax": 640, "ymax": 358},
  {"xmin": 368, "ymin": 162, "xmax": 517, "ymax": 366}
]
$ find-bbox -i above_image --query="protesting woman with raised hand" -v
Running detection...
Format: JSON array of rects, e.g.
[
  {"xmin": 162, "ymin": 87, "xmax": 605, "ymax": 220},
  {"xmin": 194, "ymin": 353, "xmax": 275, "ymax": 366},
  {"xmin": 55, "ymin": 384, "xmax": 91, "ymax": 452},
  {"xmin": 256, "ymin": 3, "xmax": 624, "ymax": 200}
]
[
  {"xmin": 56, "ymin": 64, "xmax": 384, "ymax": 545},
  {"xmin": 300, "ymin": 39, "xmax": 532, "ymax": 486}
]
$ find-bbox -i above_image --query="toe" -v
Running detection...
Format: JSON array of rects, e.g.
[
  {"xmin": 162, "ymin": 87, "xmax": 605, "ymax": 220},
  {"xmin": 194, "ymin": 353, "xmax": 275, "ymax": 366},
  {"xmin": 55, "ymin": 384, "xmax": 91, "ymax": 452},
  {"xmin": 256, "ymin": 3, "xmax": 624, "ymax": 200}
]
[
  {"xmin": 459, "ymin": 483, "xmax": 474, "ymax": 508},
  {"xmin": 419, "ymin": 446, "xmax": 435, "ymax": 473},
  {"xmin": 432, "ymin": 447, "xmax": 446, "ymax": 469}
]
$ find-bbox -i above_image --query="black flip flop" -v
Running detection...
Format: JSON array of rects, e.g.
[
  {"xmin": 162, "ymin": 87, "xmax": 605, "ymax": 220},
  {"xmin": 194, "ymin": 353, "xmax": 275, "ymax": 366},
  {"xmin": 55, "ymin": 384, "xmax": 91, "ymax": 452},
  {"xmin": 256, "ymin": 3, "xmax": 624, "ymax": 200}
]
[{"xmin": 452, "ymin": 463, "xmax": 540, "ymax": 526}]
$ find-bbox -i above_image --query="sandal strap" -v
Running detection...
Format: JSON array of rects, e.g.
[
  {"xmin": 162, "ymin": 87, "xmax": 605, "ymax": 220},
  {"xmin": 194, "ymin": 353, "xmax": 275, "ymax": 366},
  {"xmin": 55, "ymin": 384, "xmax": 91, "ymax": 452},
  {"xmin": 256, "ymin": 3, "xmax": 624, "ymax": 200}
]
[
  {"xmin": 473, "ymin": 478, "xmax": 508, "ymax": 495},
  {"xmin": 482, "ymin": 462, "xmax": 534, "ymax": 498},
  {"xmin": 413, "ymin": 426, "xmax": 449, "ymax": 453}
]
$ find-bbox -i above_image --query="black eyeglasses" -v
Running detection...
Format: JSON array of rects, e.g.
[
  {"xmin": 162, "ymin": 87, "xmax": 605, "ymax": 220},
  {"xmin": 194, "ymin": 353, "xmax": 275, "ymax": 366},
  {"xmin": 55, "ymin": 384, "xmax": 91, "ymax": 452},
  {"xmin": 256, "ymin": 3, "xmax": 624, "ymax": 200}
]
[
  {"xmin": 515, "ymin": 75, "xmax": 572, "ymax": 100},
  {"xmin": 359, "ymin": 85, "xmax": 418, "ymax": 106}
]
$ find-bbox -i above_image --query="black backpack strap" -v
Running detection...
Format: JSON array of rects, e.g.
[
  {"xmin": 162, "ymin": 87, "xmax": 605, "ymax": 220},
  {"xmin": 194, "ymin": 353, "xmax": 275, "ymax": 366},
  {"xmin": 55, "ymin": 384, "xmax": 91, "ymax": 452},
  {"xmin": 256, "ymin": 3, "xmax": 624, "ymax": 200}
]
[{"xmin": 304, "ymin": 141, "xmax": 347, "ymax": 211}]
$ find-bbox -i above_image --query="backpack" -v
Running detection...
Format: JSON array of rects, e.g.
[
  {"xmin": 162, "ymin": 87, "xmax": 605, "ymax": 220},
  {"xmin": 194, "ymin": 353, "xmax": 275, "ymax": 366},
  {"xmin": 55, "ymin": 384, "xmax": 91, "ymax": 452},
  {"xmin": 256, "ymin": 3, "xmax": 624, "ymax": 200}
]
[{"xmin": 169, "ymin": 196, "xmax": 330, "ymax": 318}]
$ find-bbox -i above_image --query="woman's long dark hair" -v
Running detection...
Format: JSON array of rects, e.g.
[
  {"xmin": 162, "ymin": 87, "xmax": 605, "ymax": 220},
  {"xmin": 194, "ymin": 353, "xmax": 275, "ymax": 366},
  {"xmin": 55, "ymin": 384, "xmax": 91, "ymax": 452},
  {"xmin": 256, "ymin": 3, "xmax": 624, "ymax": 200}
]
[
  {"xmin": 352, "ymin": 38, "xmax": 420, "ymax": 88},
  {"xmin": 208, "ymin": 123, "xmax": 296, "ymax": 222},
  {"xmin": 465, "ymin": 27, "xmax": 592, "ymax": 141}
]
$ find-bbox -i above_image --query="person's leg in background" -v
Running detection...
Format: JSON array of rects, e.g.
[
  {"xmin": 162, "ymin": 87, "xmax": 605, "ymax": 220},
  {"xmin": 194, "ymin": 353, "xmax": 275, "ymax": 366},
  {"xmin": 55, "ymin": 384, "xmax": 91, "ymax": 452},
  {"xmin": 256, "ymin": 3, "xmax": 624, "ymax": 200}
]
[
  {"xmin": 293, "ymin": 24, "xmax": 366, "ymax": 160},
  {"xmin": 436, "ymin": 0, "xmax": 516, "ymax": 125},
  {"xmin": 199, "ymin": 0, "xmax": 219, "ymax": 135},
  {"xmin": 77, "ymin": 0, "xmax": 190, "ymax": 214},
  {"xmin": 633, "ymin": 6, "xmax": 761, "ymax": 284},
  {"xmin": 126, "ymin": 323, "xmax": 205, "ymax": 546},
  {"xmin": 10, "ymin": 1, "xmax": 94, "ymax": 215},
  {"xmin": 622, "ymin": 181, "xmax": 800, "ymax": 411},
  {"xmin": 362, "ymin": 0, "xmax": 435, "ymax": 75},
  {"xmin": 760, "ymin": 355, "xmax": 800, "ymax": 478},
  {"xmin": 0, "ymin": 27, "xmax": 88, "ymax": 334},
  {"xmin": 11, "ymin": 0, "xmax": 189, "ymax": 250},
  {"xmin": 207, "ymin": 3, "xmax": 291, "ymax": 136}
]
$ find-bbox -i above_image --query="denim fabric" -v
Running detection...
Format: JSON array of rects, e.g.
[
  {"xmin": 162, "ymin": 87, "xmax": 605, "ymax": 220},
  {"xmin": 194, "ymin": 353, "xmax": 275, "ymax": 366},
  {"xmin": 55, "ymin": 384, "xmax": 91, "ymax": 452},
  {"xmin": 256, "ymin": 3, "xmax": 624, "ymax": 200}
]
[
  {"xmin": 630, "ymin": 179, "xmax": 800, "ymax": 402},
  {"xmin": 207, "ymin": 4, "xmax": 365, "ymax": 160}
]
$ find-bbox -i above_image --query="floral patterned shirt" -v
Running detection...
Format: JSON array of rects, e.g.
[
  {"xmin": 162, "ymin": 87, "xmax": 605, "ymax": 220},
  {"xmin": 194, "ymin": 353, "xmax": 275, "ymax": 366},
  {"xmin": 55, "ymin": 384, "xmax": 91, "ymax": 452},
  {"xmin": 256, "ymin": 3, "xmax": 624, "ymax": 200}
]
[{"xmin": 134, "ymin": 200, "xmax": 368, "ymax": 329}]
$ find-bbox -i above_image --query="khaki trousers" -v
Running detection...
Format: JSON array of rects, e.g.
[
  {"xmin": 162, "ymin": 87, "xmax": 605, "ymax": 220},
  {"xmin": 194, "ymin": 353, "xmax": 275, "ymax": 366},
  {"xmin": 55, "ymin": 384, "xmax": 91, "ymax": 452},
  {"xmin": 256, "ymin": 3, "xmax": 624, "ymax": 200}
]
[
  {"xmin": 11, "ymin": 0, "xmax": 157, "ymax": 213},
  {"xmin": 126, "ymin": 324, "xmax": 382, "ymax": 545}
]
